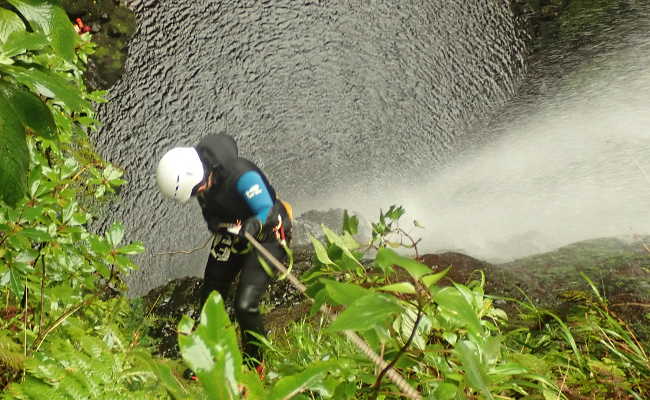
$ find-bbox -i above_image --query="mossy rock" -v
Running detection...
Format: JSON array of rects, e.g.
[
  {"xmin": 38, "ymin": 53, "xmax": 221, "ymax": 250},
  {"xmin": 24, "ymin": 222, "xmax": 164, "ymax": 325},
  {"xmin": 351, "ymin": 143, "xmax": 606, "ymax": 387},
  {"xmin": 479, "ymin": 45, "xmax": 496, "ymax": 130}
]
[
  {"xmin": 106, "ymin": 6, "xmax": 136, "ymax": 37},
  {"xmin": 417, "ymin": 236, "xmax": 650, "ymax": 342},
  {"xmin": 513, "ymin": 0, "xmax": 640, "ymax": 54},
  {"xmin": 142, "ymin": 277, "xmax": 203, "ymax": 359},
  {"xmin": 61, "ymin": 0, "xmax": 137, "ymax": 90},
  {"xmin": 495, "ymin": 236, "xmax": 650, "ymax": 307}
]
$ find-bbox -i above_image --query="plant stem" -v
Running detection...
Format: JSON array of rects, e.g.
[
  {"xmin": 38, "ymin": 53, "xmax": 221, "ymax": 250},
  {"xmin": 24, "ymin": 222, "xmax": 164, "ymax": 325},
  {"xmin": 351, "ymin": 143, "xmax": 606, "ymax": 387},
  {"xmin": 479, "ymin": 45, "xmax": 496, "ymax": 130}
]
[
  {"xmin": 372, "ymin": 306, "xmax": 423, "ymax": 399},
  {"xmin": 39, "ymin": 254, "xmax": 45, "ymax": 335},
  {"xmin": 31, "ymin": 295, "xmax": 96, "ymax": 353}
]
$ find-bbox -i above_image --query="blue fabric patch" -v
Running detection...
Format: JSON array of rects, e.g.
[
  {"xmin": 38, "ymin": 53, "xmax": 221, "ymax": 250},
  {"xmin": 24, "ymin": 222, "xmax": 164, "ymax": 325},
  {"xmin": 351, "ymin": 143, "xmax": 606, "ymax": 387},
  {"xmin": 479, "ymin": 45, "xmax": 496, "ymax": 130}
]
[{"xmin": 236, "ymin": 171, "xmax": 273, "ymax": 223}]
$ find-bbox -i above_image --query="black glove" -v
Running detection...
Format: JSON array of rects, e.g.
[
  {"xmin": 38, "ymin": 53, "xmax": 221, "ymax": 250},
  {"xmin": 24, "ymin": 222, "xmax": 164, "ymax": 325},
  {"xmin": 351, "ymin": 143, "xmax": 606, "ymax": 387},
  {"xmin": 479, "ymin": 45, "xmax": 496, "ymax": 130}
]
[{"xmin": 240, "ymin": 218, "xmax": 262, "ymax": 240}]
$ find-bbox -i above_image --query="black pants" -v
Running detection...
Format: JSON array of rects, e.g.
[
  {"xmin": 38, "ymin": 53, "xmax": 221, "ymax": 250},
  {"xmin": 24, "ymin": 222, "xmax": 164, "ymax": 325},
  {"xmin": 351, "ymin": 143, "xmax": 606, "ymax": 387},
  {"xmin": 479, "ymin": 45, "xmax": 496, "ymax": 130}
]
[{"xmin": 199, "ymin": 232, "xmax": 286, "ymax": 365}]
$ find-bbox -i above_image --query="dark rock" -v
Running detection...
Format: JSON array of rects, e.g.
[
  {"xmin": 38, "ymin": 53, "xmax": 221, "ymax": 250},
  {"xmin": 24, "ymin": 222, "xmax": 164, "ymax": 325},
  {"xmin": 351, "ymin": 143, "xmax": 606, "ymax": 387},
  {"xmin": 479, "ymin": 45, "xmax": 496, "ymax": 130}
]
[
  {"xmin": 61, "ymin": 0, "xmax": 137, "ymax": 90},
  {"xmin": 141, "ymin": 276, "xmax": 203, "ymax": 359},
  {"xmin": 420, "ymin": 236, "xmax": 650, "ymax": 340},
  {"xmin": 418, "ymin": 252, "xmax": 493, "ymax": 286},
  {"xmin": 420, "ymin": 236, "xmax": 649, "ymax": 310},
  {"xmin": 495, "ymin": 236, "xmax": 650, "ymax": 307},
  {"xmin": 140, "ymin": 247, "xmax": 316, "ymax": 358}
]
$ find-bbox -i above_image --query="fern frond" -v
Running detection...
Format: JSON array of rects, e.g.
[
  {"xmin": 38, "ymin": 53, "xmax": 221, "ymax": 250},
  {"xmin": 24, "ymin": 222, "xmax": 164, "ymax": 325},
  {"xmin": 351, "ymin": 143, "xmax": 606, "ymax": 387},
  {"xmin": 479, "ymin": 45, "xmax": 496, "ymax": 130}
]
[
  {"xmin": 79, "ymin": 335, "xmax": 108, "ymax": 360},
  {"xmin": 58, "ymin": 369, "xmax": 91, "ymax": 400},
  {"xmin": 4, "ymin": 377, "xmax": 69, "ymax": 400},
  {"xmin": 0, "ymin": 333, "xmax": 25, "ymax": 371},
  {"xmin": 26, "ymin": 358, "xmax": 67, "ymax": 383}
]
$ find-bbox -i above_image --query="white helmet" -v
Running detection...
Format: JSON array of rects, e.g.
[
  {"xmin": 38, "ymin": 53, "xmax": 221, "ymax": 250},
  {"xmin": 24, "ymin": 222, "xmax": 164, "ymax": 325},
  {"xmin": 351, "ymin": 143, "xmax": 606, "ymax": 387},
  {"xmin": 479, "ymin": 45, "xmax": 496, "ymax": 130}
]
[{"xmin": 156, "ymin": 147, "xmax": 204, "ymax": 203}]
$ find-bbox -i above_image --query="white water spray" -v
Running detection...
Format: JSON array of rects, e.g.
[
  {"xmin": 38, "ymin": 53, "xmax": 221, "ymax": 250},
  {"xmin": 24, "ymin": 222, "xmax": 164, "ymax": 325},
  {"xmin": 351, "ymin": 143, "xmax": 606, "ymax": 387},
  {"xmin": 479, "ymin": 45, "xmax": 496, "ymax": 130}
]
[{"xmin": 326, "ymin": 34, "xmax": 650, "ymax": 262}]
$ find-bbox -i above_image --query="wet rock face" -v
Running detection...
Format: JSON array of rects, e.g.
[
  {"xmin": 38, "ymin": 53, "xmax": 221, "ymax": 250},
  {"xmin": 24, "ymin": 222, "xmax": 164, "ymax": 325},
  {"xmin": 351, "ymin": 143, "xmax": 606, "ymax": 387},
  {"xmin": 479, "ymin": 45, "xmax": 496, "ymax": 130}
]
[
  {"xmin": 512, "ymin": 0, "xmax": 644, "ymax": 54},
  {"xmin": 92, "ymin": 0, "xmax": 526, "ymax": 297}
]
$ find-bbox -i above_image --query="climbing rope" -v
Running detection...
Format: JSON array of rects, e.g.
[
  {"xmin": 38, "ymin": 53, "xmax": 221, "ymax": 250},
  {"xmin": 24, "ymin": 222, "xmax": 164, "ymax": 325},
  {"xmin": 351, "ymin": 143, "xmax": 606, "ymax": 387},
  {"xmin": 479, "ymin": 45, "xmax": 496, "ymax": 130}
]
[{"xmin": 245, "ymin": 232, "xmax": 423, "ymax": 400}]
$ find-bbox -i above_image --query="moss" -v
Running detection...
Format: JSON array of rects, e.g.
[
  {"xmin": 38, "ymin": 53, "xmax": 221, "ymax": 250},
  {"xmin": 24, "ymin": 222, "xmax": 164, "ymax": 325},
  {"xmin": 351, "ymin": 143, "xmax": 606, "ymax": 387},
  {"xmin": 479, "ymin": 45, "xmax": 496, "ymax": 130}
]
[
  {"xmin": 107, "ymin": 6, "xmax": 136, "ymax": 37},
  {"xmin": 513, "ymin": 0, "xmax": 641, "ymax": 54},
  {"xmin": 61, "ymin": 0, "xmax": 137, "ymax": 90}
]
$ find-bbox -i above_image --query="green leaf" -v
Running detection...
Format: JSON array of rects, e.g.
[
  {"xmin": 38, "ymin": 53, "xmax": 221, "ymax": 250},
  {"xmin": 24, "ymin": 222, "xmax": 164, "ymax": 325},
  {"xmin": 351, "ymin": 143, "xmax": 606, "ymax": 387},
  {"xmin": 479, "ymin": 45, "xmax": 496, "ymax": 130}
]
[
  {"xmin": 322, "ymin": 225, "xmax": 359, "ymax": 250},
  {"xmin": 179, "ymin": 333, "xmax": 229, "ymax": 398},
  {"xmin": 455, "ymin": 340, "xmax": 493, "ymax": 400},
  {"xmin": 326, "ymin": 293, "xmax": 402, "ymax": 332},
  {"xmin": 268, "ymin": 361, "xmax": 337, "ymax": 400},
  {"xmin": 0, "ymin": 8, "xmax": 25, "ymax": 43},
  {"xmin": 434, "ymin": 382, "xmax": 458, "ymax": 400},
  {"xmin": 149, "ymin": 360, "xmax": 189, "ymax": 400},
  {"xmin": 421, "ymin": 266, "xmax": 450, "ymax": 289},
  {"xmin": 61, "ymin": 200, "xmax": 77, "ymax": 223},
  {"xmin": 384, "ymin": 205, "xmax": 406, "ymax": 221},
  {"xmin": 117, "ymin": 242, "xmax": 145, "ymax": 255},
  {"xmin": 1, "ymin": 30, "xmax": 48, "ymax": 57},
  {"xmin": 198, "ymin": 293, "xmax": 241, "ymax": 363},
  {"xmin": 342, "ymin": 210, "xmax": 358, "ymax": 235},
  {"xmin": 179, "ymin": 292, "xmax": 243, "ymax": 399},
  {"xmin": 309, "ymin": 288, "xmax": 328, "ymax": 317},
  {"xmin": 102, "ymin": 165, "xmax": 123, "ymax": 181},
  {"xmin": 8, "ymin": 264, "xmax": 24, "ymax": 298},
  {"xmin": 434, "ymin": 287, "xmax": 483, "ymax": 339},
  {"xmin": 177, "ymin": 315, "xmax": 194, "ymax": 336},
  {"xmin": 238, "ymin": 370, "xmax": 267, "ymax": 399},
  {"xmin": 6, "ymin": 0, "xmax": 77, "ymax": 62},
  {"xmin": 375, "ymin": 248, "xmax": 431, "ymax": 280},
  {"xmin": 19, "ymin": 228, "xmax": 51, "ymax": 242},
  {"xmin": 321, "ymin": 279, "xmax": 372, "ymax": 306},
  {"xmin": 491, "ymin": 363, "xmax": 528, "ymax": 376},
  {"xmin": 378, "ymin": 281, "xmax": 416, "ymax": 294},
  {"xmin": 1, "ymin": 65, "xmax": 90, "ymax": 112},
  {"xmin": 310, "ymin": 235, "xmax": 335, "ymax": 266},
  {"xmin": 0, "ymin": 86, "xmax": 28, "ymax": 206},
  {"xmin": 89, "ymin": 236, "xmax": 111, "ymax": 255},
  {"xmin": 106, "ymin": 222, "xmax": 124, "ymax": 247}
]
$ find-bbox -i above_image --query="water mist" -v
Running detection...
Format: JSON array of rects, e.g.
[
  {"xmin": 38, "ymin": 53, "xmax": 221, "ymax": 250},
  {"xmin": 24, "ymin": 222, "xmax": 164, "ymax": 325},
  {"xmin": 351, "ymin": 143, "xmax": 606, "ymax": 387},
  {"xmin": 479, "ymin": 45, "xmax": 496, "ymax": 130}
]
[{"xmin": 334, "ymin": 34, "xmax": 650, "ymax": 262}]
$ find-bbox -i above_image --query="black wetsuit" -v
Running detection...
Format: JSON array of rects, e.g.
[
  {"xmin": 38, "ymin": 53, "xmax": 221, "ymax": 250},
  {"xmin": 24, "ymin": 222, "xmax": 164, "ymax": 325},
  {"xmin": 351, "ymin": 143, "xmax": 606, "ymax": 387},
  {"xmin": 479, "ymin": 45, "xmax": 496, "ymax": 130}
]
[{"xmin": 194, "ymin": 134, "xmax": 290, "ymax": 365}]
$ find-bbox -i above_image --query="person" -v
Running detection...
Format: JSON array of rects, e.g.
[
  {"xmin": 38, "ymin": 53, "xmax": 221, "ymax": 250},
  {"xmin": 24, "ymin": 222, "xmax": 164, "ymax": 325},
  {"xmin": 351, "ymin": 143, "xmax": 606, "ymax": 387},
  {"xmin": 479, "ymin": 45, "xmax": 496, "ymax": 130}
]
[{"xmin": 155, "ymin": 133, "xmax": 292, "ymax": 379}]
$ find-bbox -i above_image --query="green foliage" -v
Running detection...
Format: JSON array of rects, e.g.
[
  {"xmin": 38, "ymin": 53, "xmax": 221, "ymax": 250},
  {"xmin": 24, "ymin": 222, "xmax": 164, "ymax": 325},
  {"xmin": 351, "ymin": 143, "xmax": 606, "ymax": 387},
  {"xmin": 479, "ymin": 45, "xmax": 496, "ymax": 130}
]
[
  {"xmin": 0, "ymin": 332, "xmax": 25, "ymax": 372},
  {"xmin": 175, "ymin": 292, "xmax": 344, "ymax": 400},
  {"xmin": 261, "ymin": 206, "xmax": 648, "ymax": 399},
  {"xmin": 0, "ymin": 3, "xmax": 162, "ymax": 398},
  {"xmin": 506, "ymin": 275, "xmax": 650, "ymax": 400},
  {"xmin": 4, "ymin": 301, "xmax": 171, "ymax": 400},
  {"xmin": 264, "ymin": 206, "xmax": 563, "ymax": 399},
  {"xmin": 178, "ymin": 292, "xmax": 243, "ymax": 399},
  {"xmin": 0, "ymin": 0, "xmax": 95, "ymax": 206},
  {"xmin": 6, "ymin": 0, "xmax": 77, "ymax": 62}
]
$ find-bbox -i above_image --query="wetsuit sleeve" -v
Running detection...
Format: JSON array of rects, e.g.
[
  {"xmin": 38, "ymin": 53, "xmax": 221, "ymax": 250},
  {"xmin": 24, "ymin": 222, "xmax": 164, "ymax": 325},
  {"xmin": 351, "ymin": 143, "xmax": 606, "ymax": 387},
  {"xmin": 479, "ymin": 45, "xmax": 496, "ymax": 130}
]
[{"xmin": 235, "ymin": 171, "xmax": 274, "ymax": 223}]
